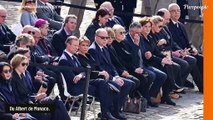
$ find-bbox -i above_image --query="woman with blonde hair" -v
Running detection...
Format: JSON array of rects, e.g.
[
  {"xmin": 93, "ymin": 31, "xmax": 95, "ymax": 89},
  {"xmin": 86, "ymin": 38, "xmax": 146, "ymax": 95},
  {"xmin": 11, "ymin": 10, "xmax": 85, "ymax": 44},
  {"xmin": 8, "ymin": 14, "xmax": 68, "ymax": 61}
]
[{"xmin": 20, "ymin": 0, "xmax": 37, "ymax": 27}]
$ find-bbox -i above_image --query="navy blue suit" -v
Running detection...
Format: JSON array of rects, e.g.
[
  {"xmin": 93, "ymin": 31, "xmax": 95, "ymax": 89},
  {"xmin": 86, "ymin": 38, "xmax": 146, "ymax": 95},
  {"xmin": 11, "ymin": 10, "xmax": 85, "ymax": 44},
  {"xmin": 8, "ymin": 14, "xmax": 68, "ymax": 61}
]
[
  {"xmin": 168, "ymin": 20, "xmax": 203, "ymax": 92},
  {"xmin": 88, "ymin": 42, "xmax": 134, "ymax": 112},
  {"xmin": 58, "ymin": 51, "xmax": 113, "ymax": 116},
  {"xmin": 124, "ymin": 33, "xmax": 166, "ymax": 99}
]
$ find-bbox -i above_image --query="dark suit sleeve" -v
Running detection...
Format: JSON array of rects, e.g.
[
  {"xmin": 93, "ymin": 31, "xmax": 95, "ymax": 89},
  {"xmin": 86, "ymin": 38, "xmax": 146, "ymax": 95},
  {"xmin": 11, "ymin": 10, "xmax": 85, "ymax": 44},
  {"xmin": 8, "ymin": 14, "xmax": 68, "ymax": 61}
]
[
  {"xmin": 58, "ymin": 59, "xmax": 75, "ymax": 84},
  {"xmin": 52, "ymin": 33, "xmax": 64, "ymax": 56},
  {"xmin": 0, "ymin": 102, "xmax": 13, "ymax": 120},
  {"xmin": 36, "ymin": 4, "xmax": 63, "ymax": 30},
  {"xmin": 84, "ymin": 25, "xmax": 96, "ymax": 43}
]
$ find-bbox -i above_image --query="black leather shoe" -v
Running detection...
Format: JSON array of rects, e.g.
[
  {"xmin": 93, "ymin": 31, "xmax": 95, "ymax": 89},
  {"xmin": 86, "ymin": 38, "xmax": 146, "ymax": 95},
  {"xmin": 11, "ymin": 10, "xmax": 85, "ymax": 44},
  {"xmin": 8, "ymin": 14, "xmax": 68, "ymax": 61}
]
[
  {"xmin": 148, "ymin": 101, "xmax": 159, "ymax": 107},
  {"xmin": 112, "ymin": 112, "xmax": 127, "ymax": 120},
  {"xmin": 184, "ymin": 80, "xmax": 195, "ymax": 89},
  {"xmin": 101, "ymin": 112, "xmax": 118, "ymax": 120},
  {"xmin": 161, "ymin": 96, "xmax": 176, "ymax": 106}
]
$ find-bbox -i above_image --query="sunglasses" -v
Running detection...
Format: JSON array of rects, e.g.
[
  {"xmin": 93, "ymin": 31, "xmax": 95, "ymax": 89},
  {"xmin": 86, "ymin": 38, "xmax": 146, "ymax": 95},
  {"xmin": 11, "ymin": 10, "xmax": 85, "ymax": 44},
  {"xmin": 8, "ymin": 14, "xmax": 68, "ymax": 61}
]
[
  {"xmin": 97, "ymin": 35, "xmax": 110, "ymax": 40},
  {"xmin": 2, "ymin": 70, "xmax": 12, "ymax": 74},
  {"xmin": 26, "ymin": 0, "xmax": 35, "ymax": 4},
  {"xmin": 21, "ymin": 63, "xmax": 29, "ymax": 67},
  {"xmin": 158, "ymin": 25, "xmax": 164, "ymax": 29},
  {"xmin": 119, "ymin": 31, "xmax": 126, "ymax": 35},
  {"xmin": 27, "ymin": 31, "xmax": 35, "ymax": 35}
]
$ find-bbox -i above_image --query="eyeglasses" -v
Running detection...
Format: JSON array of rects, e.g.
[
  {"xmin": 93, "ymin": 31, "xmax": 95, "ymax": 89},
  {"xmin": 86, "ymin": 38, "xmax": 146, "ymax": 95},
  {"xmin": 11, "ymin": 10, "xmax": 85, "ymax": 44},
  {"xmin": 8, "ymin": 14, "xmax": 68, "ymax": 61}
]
[
  {"xmin": 26, "ymin": 0, "xmax": 35, "ymax": 4},
  {"xmin": 119, "ymin": 31, "xmax": 126, "ymax": 35},
  {"xmin": 2, "ymin": 70, "xmax": 12, "ymax": 74},
  {"xmin": 97, "ymin": 35, "xmax": 110, "ymax": 40},
  {"xmin": 27, "ymin": 31, "xmax": 35, "ymax": 35},
  {"xmin": 21, "ymin": 63, "xmax": 29, "ymax": 67}
]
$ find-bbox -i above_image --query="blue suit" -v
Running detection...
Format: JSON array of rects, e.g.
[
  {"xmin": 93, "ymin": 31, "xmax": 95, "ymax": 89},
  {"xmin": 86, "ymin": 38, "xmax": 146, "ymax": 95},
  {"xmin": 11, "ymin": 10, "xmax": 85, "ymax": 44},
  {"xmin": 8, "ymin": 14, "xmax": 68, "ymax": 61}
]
[
  {"xmin": 58, "ymin": 51, "xmax": 113, "ymax": 116},
  {"xmin": 88, "ymin": 42, "xmax": 134, "ymax": 112},
  {"xmin": 124, "ymin": 33, "xmax": 166, "ymax": 99}
]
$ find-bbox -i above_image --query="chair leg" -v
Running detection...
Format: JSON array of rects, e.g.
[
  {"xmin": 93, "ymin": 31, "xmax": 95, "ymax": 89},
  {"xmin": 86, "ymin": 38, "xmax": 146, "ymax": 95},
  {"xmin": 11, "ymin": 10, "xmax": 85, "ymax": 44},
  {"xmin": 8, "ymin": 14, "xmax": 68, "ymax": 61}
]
[
  {"xmin": 76, "ymin": 99, "xmax": 83, "ymax": 115},
  {"xmin": 91, "ymin": 97, "xmax": 96, "ymax": 120},
  {"xmin": 68, "ymin": 99, "xmax": 76, "ymax": 116}
]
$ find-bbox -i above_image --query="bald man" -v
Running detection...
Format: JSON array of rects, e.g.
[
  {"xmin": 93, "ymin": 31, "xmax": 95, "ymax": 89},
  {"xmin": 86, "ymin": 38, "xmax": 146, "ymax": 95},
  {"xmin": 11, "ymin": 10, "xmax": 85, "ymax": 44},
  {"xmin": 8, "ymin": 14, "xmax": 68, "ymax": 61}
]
[
  {"xmin": 0, "ymin": 5, "xmax": 16, "ymax": 54},
  {"xmin": 100, "ymin": 1, "xmax": 125, "ymax": 28},
  {"xmin": 167, "ymin": 3, "xmax": 203, "ymax": 93}
]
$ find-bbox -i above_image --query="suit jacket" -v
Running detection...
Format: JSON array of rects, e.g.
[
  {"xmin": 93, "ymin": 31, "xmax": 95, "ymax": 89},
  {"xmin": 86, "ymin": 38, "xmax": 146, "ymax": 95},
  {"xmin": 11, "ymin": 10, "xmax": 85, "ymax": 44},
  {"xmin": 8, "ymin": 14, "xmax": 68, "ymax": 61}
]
[
  {"xmin": 0, "ymin": 77, "xmax": 16, "ymax": 120},
  {"xmin": 124, "ymin": 33, "xmax": 147, "ymax": 68},
  {"xmin": 0, "ymin": 24, "xmax": 16, "ymax": 53},
  {"xmin": 111, "ymin": 40, "xmax": 137, "ymax": 72},
  {"xmin": 77, "ymin": 53, "xmax": 104, "ymax": 79},
  {"xmin": 159, "ymin": 26, "xmax": 182, "ymax": 51},
  {"xmin": 38, "ymin": 38, "xmax": 58, "ymax": 57},
  {"xmin": 167, "ymin": 19, "xmax": 192, "ymax": 49},
  {"xmin": 58, "ymin": 51, "xmax": 85, "ymax": 96},
  {"xmin": 84, "ymin": 22, "xmax": 102, "ymax": 43},
  {"xmin": 88, "ymin": 42, "xmax": 119, "ymax": 79},
  {"xmin": 36, "ymin": 0, "xmax": 63, "ymax": 30},
  {"xmin": 107, "ymin": 44, "xmax": 127, "ymax": 76},
  {"xmin": 106, "ymin": 16, "xmax": 126, "ymax": 29},
  {"xmin": 52, "ymin": 28, "xmax": 69, "ymax": 56},
  {"xmin": 11, "ymin": 70, "xmax": 35, "ymax": 104},
  {"xmin": 141, "ymin": 34, "xmax": 166, "ymax": 67}
]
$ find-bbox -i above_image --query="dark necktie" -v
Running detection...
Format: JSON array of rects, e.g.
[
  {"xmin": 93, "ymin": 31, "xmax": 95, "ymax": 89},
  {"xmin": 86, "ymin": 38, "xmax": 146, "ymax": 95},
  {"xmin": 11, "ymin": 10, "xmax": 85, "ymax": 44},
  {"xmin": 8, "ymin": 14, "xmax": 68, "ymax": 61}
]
[
  {"xmin": 175, "ymin": 23, "xmax": 179, "ymax": 28},
  {"xmin": 72, "ymin": 55, "xmax": 80, "ymax": 67},
  {"xmin": 0, "ymin": 26, "xmax": 5, "ymax": 35}
]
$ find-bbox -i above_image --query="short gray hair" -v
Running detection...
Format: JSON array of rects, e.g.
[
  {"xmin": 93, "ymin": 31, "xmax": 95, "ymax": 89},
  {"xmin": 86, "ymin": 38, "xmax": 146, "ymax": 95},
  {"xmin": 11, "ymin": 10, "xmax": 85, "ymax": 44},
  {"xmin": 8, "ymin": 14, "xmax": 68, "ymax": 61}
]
[{"xmin": 129, "ymin": 22, "xmax": 142, "ymax": 30}]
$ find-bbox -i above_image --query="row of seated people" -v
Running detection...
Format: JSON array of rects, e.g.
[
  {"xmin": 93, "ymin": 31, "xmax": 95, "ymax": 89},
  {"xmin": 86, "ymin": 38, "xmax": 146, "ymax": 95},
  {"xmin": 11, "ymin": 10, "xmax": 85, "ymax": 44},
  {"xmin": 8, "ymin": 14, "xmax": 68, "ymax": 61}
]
[{"xmin": 0, "ymin": 2, "xmax": 203, "ymax": 120}]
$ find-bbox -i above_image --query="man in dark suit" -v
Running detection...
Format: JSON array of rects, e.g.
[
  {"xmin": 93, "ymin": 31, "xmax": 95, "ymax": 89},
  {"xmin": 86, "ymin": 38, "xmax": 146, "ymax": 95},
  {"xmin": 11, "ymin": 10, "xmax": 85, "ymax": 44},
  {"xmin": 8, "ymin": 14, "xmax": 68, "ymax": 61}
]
[
  {"xmin": 58, "ymin": 36, "xmax": 120, "ymax": 120},
  {"xmin": 167, "ymin": 3, "xmax": 203, "ymax": 92},
  {"xmin": 124, "ymin": 22, "xmax": 167, "ymax": 106},
  {"xmin": 52, "ymin": 15, "xmax": 77, "ymax": 56},
  {"xmin": 89, "ymin": 28, "xmax": 134, "ymax": 119},
  {"xmin": 0, "ymin": 6, "xmax": 16, "ymax": 54},
  {"xmin": 100, "ymin": 2, "xmax": 126, "ymax": 29},
  {"xmin": 36, "ymin": 0, "xmax": 63, "ymax": 30}
]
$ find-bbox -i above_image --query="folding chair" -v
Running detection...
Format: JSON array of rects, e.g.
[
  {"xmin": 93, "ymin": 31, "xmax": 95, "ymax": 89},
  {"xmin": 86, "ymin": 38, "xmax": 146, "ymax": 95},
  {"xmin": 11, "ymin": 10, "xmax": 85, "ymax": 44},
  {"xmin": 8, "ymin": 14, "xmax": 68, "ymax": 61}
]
[{"xmin": 60, "ymin": 72, "xmax": 96, "ymax": 119}]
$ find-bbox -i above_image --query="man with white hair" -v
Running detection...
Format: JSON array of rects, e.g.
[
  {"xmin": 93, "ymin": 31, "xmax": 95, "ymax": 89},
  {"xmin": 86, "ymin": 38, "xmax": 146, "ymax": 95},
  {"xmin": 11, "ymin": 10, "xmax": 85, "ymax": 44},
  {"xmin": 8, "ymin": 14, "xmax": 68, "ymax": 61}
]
[
  {"xmin": 100, "ymin": 1, "xmax": 125, "ymax": 28},
  {"xmin": 167, "ymin": 3, "xmax": 203, "ymax": 93},
  {"xmin": 0, "ymin": 5, "xmax": 16, "ymax": 54}
]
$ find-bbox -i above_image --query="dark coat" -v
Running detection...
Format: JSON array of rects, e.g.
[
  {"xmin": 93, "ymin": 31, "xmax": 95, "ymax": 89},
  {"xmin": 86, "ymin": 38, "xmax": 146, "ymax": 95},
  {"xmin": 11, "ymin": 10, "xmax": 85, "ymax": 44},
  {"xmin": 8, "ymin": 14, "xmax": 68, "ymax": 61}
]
[
  {"xmin": 0, "ymin": 76, "xmax": 16, "ymax": 120},
  {"xmin": 88, "ymin": 42, "xmax": 119, "ymax": 79},
  {"xmin": 52, "ymin": 28, "xmax": 70, "ymax": 56},
  {"xmin": 0, "ymin": 24, "xmax": 16, "ymax": 54}
]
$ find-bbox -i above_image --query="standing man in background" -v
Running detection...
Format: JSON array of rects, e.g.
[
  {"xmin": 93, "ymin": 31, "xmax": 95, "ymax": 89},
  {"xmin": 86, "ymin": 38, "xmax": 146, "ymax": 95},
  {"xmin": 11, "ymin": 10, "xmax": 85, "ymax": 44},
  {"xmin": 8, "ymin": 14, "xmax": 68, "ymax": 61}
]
[{"xmin": 68, "ymin": 0, "xmax": 87, "ymax": 37}]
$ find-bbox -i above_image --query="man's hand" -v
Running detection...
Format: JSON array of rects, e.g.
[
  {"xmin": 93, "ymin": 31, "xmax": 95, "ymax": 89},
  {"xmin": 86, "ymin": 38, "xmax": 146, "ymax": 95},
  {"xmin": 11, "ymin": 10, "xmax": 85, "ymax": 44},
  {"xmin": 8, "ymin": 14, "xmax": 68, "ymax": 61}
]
[
  {"xmin": 73, "ymin": 74, "xmax": 82, "ymax": 84},
  {"xmin": 161, "ymin": 57, "xmax": 173, "ymax": 65},
  {"xmin": 145, "ymin": 51, "xmax": 152, "ymax": 59},
  {"xmin": 99, "ymin": 71, "xmax": 109, "ymax": 80},
  {"xmin": 157, "ymin": 39, "xmax": 167, "ymax": 46},
  {"xmin": 114, "ymin": 77, "xmax": 124, "ymax": 86},
  {"xmin": 135, "ymin": 68, "xmax": 143, "ymax": 74},
  {"xmin": 35, "ymin": 93, "xmax": 46, "ymax": 100},
  {"xmin": 172, "ymin": 50, "xmax": 181, "ymax": 57},
  {"xmin": 121, "ymin": 70, "xmax": 130, "ymax": 77}
]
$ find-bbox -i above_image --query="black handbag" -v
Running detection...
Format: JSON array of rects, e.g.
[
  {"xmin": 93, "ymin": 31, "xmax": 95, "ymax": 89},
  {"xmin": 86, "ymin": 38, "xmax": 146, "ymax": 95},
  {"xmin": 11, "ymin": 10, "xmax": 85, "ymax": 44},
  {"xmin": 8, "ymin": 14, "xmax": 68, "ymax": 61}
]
[{"xmin": 123, "ymin": 97, "xmax": 141, "ymax": 114}]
